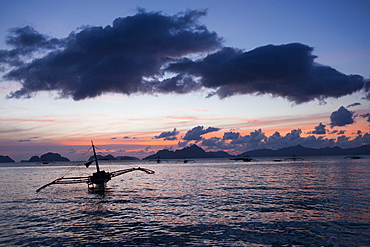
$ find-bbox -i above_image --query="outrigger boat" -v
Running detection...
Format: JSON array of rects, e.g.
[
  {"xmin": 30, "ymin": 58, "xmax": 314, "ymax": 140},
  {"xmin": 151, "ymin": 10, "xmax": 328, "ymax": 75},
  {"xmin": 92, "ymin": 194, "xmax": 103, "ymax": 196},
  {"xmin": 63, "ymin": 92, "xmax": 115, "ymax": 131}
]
[{"xmin": 36, "ymin": 141, "xmax": 155, "ymax": 193}]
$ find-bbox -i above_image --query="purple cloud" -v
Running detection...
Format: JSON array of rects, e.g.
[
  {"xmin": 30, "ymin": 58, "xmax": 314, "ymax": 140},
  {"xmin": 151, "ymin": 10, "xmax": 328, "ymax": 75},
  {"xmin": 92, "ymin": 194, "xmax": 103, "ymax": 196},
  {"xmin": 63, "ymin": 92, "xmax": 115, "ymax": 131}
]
[
  {"xmin": 2, "ymin": 10, "xmax": 221, "ymax": 100},
  {"xmin": 0, "ymin": 10, "xmax": 367, "ymax": 103},
  {"xmin": 330, "ymin": 106, "xmax": 355, "ymax": 127},
  {"xmin": 360, "ymin": 113, "xmax": 370, "ymax": 122},
  {"xmin": 198, "ymin": 128, "xmax": 370, "ymax": 153},
  {"xmin": 310, "ymin": 123, "xmax": 327, "ymax": 135},
  {"xmin": 153, "ymin": 128, "xmax": 179, "ymax": 140},
  {"xmin": 183, "ymin": 126, "xmax": 221, "ymax": 141},
  {"xmin": 347, "ymin": 102, "xmax": 361, "ymax": 108},
  {"xmin": 167, "ymin": 44, "xmax": 366, "ymax": 104},
  {"xmin": 223, "ymin": 131, "xmax": 240, "ymax": 140}
]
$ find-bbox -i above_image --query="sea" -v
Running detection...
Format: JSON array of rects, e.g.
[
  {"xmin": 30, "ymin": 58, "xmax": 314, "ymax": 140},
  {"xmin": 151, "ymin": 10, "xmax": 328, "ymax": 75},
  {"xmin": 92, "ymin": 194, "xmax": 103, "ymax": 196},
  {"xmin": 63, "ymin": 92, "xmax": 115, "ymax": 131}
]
[{"xmin": 0, "ymin": 156, "xmax": 369, "ymax": 246}]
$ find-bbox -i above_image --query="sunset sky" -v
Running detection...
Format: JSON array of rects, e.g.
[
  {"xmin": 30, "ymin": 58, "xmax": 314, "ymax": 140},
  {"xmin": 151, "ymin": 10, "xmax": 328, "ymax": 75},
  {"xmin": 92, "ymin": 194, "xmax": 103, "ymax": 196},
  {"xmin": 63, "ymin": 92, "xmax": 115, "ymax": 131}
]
[{"xmin": 1, "ymin": 0, "xmax": 369, "ymax": 162}]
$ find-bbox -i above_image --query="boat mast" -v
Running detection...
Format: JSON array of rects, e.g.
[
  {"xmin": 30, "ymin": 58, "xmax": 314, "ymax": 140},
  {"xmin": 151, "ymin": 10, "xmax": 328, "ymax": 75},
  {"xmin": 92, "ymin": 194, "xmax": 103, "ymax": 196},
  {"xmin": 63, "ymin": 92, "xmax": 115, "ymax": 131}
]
[{"xmin": 91, "ymin": 140, "xmax": 100, "ymax": 174}]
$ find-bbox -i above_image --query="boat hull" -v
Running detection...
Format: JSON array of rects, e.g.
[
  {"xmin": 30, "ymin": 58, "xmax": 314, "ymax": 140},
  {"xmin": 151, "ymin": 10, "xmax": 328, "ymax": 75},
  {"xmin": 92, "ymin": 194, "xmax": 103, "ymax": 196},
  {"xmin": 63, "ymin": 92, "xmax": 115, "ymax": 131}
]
[{"xmin": 88, "ymin": 181, "xmax": 107, "ymax": 192}]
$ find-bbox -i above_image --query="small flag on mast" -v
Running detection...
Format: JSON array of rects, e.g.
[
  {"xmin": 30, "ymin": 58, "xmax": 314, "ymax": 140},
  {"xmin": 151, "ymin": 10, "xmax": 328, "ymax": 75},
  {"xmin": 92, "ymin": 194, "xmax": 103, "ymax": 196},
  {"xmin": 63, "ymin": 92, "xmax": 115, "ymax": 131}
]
[{"xmin": 84, "ymin": 160, "xmax": 94, "ymax": 168}]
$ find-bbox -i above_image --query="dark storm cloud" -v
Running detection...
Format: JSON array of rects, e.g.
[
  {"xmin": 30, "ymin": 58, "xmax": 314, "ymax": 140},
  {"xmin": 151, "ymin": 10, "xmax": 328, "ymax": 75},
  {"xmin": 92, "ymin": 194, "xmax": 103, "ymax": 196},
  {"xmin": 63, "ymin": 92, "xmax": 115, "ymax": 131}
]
[
  {"xmin": 167, "ymin": 43, "xmax": 365, "ymax": 104},
  {"xmin": 309, "ymin": 122, "xmax": 327, "ymax": 135},
  {"xmin": 0, "ymin": 26, "xmax": 64, "ymax": 68},
  {"xmin": 153, "ymin": 128, "xmax": 179, "ymax": 140},
  {"xmin": 5, "ymin": 26, "xmax": 62, "ymax": 51},
  {"xmin": 329, "ymin": 106, "xmax": 355, "ymax": 127},
  {"xmin": 1, "ymin": 10, "xmax": 367, "ymax": 103},
  {"xmin": 1, "ymin": 10, "xmax": 221, "ymax": 100},
  {"xmin": 183, "ymin": 126, "xmax": 221, "ymax": 141},
  {"xmin": 152, "ymin": 74, "xmax": 202, "ymax": 94}
]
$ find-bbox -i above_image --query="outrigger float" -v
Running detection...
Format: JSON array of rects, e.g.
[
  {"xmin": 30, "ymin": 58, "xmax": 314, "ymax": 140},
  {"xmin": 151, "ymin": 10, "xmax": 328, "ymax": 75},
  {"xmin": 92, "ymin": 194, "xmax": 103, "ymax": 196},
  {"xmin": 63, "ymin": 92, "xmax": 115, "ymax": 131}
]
[{"xmin": 36, "ymin": 141, "xmax": 155, "ymax": 193}]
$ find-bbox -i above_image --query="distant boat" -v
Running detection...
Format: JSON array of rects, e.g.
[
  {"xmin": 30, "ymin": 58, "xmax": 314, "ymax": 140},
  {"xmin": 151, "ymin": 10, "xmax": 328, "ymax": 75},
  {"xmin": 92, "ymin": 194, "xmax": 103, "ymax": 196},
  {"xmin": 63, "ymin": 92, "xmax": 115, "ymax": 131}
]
[
  {"xmin": 230, "ymin": 156, "xmax": 255, "ymax": 162},
  {"xmin": 183, "ymin": 159, "xmax": 195, "ymax": 163},
  {"xmin": 148, "ymin": 156, "xmax": 168, "ymax": 163},
  {"xmin": 285, "ymin": 155, "xmax": 304, "ymax": 161},
  {"xmin": 348, "ymin": 155, "xmax": 362, "ymax": 159},
  {"xmin": 36, "ymin": 141, "xmax": 155, "ymax": 193}
]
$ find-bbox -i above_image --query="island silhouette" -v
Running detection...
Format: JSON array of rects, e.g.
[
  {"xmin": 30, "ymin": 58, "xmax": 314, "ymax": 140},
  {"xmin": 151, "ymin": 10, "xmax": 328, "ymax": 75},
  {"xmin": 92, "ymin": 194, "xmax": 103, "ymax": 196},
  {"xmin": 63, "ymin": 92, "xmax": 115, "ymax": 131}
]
[{"xmin": 1, "ymin": 144, "xmax": 369, "ymax": 163}]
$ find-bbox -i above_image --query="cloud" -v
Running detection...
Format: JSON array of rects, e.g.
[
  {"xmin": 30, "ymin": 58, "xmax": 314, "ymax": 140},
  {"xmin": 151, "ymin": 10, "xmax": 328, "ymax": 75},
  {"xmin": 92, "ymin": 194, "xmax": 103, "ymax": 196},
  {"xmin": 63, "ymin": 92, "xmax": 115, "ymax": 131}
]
[
  {"xmin": 329, "ymin": 106, "xmax": 355, "ymax": 127},
  {"xmin": 338, "ymin": 130, "xmax": 346, "ymax": 135},
  {"xmin": 17, "ymin": 136, "xmax": 39, "ymax": 142},
  {"xmin": 197, "ymin": 128, "xmax": 370, "ymax": 153},
  {"xmin": 364, "ymin": 79, "xmax": 370, "ymax": 100},
  {"xmin": 329, "ymin": 129, "xmax": 346, "ymax": 135},
  {"xmin": 223, "ymin": 131, "xmax": 240, "ymax": 140},
  {"xmin": 2, "ymin": 10, "xmax": 221, "ymax": 100},
  {"xmin": 309, "ymin": 122, "xmax": 327, "ymax": 135},
  {"xmin": 1, "ymin": 10, "xmax": 367, "ymax": 103},
  {"xmin": 0, "ymin": 26, "xmax": 64, "ymax": 68},
  {"xmin": 230, "ymin": 129, "xmax": 267, "ymax": 145},
  {"xmin": 128, "ymin": 145, "xmax": 155, "ymax": 156},
  {"xmin": 167, "ymin": 44, "xmax": 366, "ymax": 104},
  {"xmin": 153, "ymin": 128, "xmax": 179, "ymax": 140},
  {"xmin": 183, "ymin": 125, "xmax": 221, "ymax": 141},
  {"xmin": 360, "ymin": 113, "xmax": 370, "ymax": 122},
  {"xmin": 347, "ymin": 102, "xmax": 361, "ymax": 108}
]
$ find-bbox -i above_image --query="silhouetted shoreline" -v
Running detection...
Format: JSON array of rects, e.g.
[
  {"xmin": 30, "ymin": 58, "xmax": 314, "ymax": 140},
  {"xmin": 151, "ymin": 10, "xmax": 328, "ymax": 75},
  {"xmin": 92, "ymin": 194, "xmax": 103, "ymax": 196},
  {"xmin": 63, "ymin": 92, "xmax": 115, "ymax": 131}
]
[{"xmin": 3, "ymin": 144, "xmax": 368, "ymax": 163}]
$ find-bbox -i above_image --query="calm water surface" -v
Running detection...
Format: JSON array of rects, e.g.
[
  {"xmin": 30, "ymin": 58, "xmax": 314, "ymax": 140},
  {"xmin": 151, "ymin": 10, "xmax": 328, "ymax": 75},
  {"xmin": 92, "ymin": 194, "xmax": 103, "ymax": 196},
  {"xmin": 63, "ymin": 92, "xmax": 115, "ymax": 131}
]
[{"xmin": 0, "ymin": 156, "xmax": 369, "ymax": 246}]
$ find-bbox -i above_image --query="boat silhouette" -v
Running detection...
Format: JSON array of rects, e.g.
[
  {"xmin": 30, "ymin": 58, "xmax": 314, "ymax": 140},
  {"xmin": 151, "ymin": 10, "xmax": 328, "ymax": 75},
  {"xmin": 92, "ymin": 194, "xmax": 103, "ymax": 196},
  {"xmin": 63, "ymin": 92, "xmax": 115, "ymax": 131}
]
[
  {"xmin": 230, "ymin": 156, "xmax": 256, "ymax": 162},
  {"xmin": 284, "ymin": 155, "xmax": 304, "ymax": 161},
  {"xmin": 36, "ymin": 141, "xmax": 154, "ymax": 193}
]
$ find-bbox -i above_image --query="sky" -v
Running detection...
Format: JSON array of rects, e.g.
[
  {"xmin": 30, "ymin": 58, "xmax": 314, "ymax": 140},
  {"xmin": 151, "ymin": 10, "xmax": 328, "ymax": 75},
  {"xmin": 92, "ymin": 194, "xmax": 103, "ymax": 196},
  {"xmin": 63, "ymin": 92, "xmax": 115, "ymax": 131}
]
[{"xmin": 0, "ymin": 0, "xmax": 369, "ymax": 162}]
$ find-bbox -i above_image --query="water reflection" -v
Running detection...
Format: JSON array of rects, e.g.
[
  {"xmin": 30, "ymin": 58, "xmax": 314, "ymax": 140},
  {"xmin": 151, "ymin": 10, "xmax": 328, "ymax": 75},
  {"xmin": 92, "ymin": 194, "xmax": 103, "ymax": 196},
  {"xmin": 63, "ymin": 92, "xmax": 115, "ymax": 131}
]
[{"xmin": 0, "ymin": 157, "xmax": 369, "ymax": 246}]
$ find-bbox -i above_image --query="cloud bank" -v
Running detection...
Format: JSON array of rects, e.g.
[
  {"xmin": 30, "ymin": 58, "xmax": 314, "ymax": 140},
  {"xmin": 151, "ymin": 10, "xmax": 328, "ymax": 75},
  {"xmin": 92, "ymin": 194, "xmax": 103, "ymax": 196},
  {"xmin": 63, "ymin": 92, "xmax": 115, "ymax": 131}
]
[
  {"xmin": 1, "ymin": 10, "xmax": 221, "ymax": 100},
  {"xmin": 167, "ymin": 44, "xmax": 365, "ymax": 103},
  {"xmin": 155, "ymin": 126, "xmax": 369, "ymax": 153},
  {"xmin": 1, "ymin": 10, "xmax": 368, "ymax": 103}
]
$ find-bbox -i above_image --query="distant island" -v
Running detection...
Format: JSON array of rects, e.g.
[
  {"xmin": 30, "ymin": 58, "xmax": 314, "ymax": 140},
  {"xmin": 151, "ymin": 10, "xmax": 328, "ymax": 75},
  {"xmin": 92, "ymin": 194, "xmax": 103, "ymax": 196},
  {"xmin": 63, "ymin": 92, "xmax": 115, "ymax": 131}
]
[
  {"xmin": 88, "ymin": 154, "xmax": 139, "ymax": 161},
  {"xmin": 143, "ymin": 144, "xmax": 231, "ymax": 160},
  {"xmin": 21, "ymin": 152, "xmax": 70, "ymax": 162},
  {"xmin": 0, "ymin": 155, "xmax": 15, "ymax": 163},
  {"xmin": 143, "ymin": 144, "xmax": 370, "ymax": 160},
  {"xmin": 1, "ymin": 144, "xmax": 369, "ymax": 163},
  {"xmin": 237, "ymin": 144, "xmax": 370, "ymax": 157}
]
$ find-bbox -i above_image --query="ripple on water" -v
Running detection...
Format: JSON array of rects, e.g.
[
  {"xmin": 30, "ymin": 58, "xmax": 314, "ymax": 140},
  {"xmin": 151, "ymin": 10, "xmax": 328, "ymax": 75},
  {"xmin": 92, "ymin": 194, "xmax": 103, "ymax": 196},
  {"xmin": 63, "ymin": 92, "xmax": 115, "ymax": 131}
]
[{"xmin": 0, "ymin": 158, "xmax": 369, "ymax": 246}]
